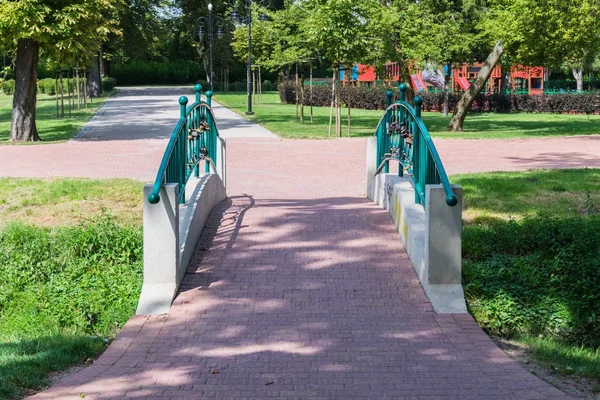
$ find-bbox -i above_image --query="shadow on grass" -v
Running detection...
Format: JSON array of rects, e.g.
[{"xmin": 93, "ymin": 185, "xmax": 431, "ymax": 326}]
[
  {"xmin": 424, "ymin": 112, "xmax": 600, "ymax": 137},
  {"xmin": 0, "ymin": 334, "xmax": 105, "ymax": 399}
]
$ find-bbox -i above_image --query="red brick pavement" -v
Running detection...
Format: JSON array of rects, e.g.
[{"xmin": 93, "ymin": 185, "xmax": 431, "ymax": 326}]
[
  {"xmin": 29, "ymin": 136, "xmax": 573, "ymax": 399},
  {"xmin": 2, "ymin": 136, "xmax": 600, "ymax": 182}
]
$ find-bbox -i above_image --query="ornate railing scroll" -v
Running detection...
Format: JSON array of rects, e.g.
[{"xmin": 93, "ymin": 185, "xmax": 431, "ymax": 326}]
[
  {"xmin": 148, "ymin": 84, "xmax": 220, "ymax": 205},
  {"xmin": 374, "ymin": 83, "xmax": 458, "ymax": 207}
]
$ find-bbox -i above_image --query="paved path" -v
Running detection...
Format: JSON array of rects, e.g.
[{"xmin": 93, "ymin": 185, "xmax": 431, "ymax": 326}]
[
  {"xmin": 1, "ymin": 87, "xmax": 599, "ymax": 181},
  {"xmin": 27, "ymin": 88, "xmax": 576, "ymax": 399}
]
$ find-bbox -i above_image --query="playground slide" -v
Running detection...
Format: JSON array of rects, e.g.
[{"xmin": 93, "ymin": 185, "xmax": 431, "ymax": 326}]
[
  {"xmin": 410, "ymin": 74, "xmax": 428, "ymax": 93},
  {"xmin": 456, "ymin": 77, "xmax": 470, "ymax": 90}
]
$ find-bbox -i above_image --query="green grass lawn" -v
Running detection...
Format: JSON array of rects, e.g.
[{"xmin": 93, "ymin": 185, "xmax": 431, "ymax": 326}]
[
  {"xmin": 0, "ymin": 92, "xmax": 113, "ymax": 144},
  {"xmin": 457, "ymin": 168, "xmax": 600, "ymax": 383},
  {"xmin": 215, "ymin": 92, "xmax": 600, "ymax": 139},
  {"xmin": 453, "ymin": 168, "xmax": 600, "ymax": 223},
  {"xmin": 0, "ymin": 178, "xmax": 143, "ymax": 399}
]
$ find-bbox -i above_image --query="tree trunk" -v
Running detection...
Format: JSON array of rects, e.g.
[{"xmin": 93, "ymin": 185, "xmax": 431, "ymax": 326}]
[
  {"xmin": 400, "ymin": 59, "xmax": 415, "ymax": 104},
  {"xmin": 443, "ymin": 64, "xmax": 450, "ymax": 117},
  {"xmin": 328, "ymin": 67, "xmax": 335, "ymax": 137},
  {"xmin": 295, "ymin": 62, "xmax": 299, "ymax": 122},
  {"xmin": 10, "ymin": 39, "xmax": 40, "ymax": 142},
  {"xmin": 573, "ymin": 67, "xmax": 584, "ymax": 92},
  {"xmin": 448, "ymin": 40, "xmax": 504, "ymax": 132},
  {"xmin": 500, "ymin": 67, "xmax": 509, "ymax": 95},
  {"xmin": 99, "ymin": 49, "xmax": 106, "ymax": 78},
  {"xmin": 100, "ymin": 45, "xmax": 111, "ymax": 78},
  {"xmin": 88, "ymin": 53, "xmax": 101, "ymax": 98},
  {"xmin": 300, "ymin": 75, "xmax": 305, "ymax": 123}
]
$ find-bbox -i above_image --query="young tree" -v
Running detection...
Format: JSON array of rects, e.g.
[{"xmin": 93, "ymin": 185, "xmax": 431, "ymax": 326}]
[
  {"xmin": 301, "ymin": 0, "xmax": 386, "ymax": 137},
  {"xmin": 0, "ymin": 0, "xmax": 121, "ymax": 141}
]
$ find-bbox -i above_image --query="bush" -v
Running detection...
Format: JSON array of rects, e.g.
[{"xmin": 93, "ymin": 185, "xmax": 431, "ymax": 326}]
[
  {"xmin": 278, "ymin": 79, "xmax": 600, "ymax": 114},
  {"xmin": 37, "ymin": 78, "xmax": 57, "ymax": 96},
  {"xmin": 463, "ymin": 215, "xmax": 600, "ymax": 348},
  {"xmin": 102, "ymin": 77, "xmax": 117, "ymax": 92},
  {"xmin": 1, "ymin": 79, "xmax": 15, "ymax": 95}
]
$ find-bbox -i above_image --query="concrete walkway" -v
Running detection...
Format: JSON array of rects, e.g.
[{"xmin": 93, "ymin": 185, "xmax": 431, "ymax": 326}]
[{"xmin": 25, "ymin": 88, "xmax": 576, "ymax": 399}]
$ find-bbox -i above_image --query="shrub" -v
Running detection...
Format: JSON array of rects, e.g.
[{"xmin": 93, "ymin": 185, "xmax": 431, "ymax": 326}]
[
  {"xmin": 278, "ymin": 79, "xmax": 600, "ymax": 114},
  {"xmin": 1, "ymin": 79, "xmax": 15, "ymax": 95},
  {"xmin": 463, "ymin": 215, "xmax": 600, "ymax": 348},
  {"xmin": 37, "ymin": 78, "xmax": 57, "ymax": 96},
  {"xmin": 102, "ymin": 77, "xmax": 117, "ymax": 92},
  {"xmin": 0, "ymin": 213, "xmax": 143, "ymax": 336}
]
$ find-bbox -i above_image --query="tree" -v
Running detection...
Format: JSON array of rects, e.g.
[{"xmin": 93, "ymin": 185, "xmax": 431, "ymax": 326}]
[
  {"xmin": 448, "ymin": 0, "xmax": 600, "ymax": 131},
  {"xmin": 0, "ymin": 0, "xmax": 121, "ymax": 141},
  {"xmin": 301, "ymin": 0, "xmax": 386, "ymax": 137},
  {"xmin": 386, "ymin": 0, "xmax": 480, "ymax": 115}
]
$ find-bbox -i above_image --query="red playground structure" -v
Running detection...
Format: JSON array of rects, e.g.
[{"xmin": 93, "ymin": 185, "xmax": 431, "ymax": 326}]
[
  {"xmin": 342, "ymin": 62, "xmax": 545, "ymax": 95},
  {"xmin": 451, "ymin": 63, "xmax": 545, "ymax": 94}
]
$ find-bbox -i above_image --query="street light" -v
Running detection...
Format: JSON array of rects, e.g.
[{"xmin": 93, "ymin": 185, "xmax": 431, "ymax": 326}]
[
  {"xmin": 195, "ymin": 3, "xmax": 225, "ymax": 92},
  {"xmin": 229, "ymin": 0, "xmax": 269, "ymax": 115}
]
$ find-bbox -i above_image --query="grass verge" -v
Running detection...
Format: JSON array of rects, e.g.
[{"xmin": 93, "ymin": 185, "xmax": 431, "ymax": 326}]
[
  {"xmin": 0, "ymin": 178, "xmax": 143, "ymax": 399},
  {"xmin": 0, "ymin": 92, "xmax": 114, "ymax": 144},
  {"xmin": 215, "ymin": 92, "xmax": 600, "ymax": 139},
  {"xmin": 457, "ymin": 168, "xmax": 600, "ymax": 382},
  {"xmin": 0, "ymin": 178, "xmax": 143, "ymax": 228}
]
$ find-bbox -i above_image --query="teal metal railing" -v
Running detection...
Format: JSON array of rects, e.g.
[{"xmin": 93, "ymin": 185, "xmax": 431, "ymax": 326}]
[
  {"xmin": 374, "ymin": 83, "xmax": 457, "ymax": 207},
  {"xmin": 148, "ymin": 84, "xmax": 220, "ymax": 205}
]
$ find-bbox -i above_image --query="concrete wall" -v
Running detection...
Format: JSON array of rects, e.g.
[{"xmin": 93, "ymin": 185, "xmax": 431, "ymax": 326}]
[
  {"xmin": 137, "ymin": 173, "xmax": 227, "ymax": 315},
  {"xmin": 366, "ymin": 137, "xmax": 466, "ymax": 313}
]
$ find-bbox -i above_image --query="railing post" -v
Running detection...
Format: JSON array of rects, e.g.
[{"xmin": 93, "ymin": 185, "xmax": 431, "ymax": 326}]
[
  {"xmin": 414, "ymin": 95, "xmax": 423, "ymax": 119},
  {"xmin": 178, "ymin": 96, "xmax": 188, "ymax": 204},
  {"xmin": 206, "ymin": 90, "xmax": 213, "ymax": 107},
  {"xmin": 195, "ymin": 83, "xmax": 203, "ymax": 103},
  {"xmin": 193, "ymin": 85, "xmax": 202, "ymax": 178},
  {"xmin": 399, "ymin": 83, "xmax": 407, "ymax": 102},
  {"xmin": 179, "ymin": 96, "xmax": 188, "ymax": 119},
  {"xmin": 414, "ymin": 96, "xmax": 424, "ymax": 204},
  {"xmin": 386, "ymin": 90, "xmax": 393, "ymax": 108}
]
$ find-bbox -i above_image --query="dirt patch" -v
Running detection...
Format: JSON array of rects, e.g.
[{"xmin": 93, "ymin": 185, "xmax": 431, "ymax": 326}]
[{"xmin": 491, "ymin": 336, "xmax": 600, "ymax": 399}]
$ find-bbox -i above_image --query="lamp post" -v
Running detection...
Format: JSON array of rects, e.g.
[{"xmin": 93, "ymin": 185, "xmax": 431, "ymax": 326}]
[
  {"xmin": 229, "ymin": 0, "xmax": 269, "ymax": 115},
  {"xmin": 195, "ymin": 3, "xmax": 225, "ymax": 92}
]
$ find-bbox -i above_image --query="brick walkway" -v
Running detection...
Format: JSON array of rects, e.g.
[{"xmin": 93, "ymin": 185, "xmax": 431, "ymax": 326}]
[
  {"xmin": 32, "ymin": 193, "xmax": 570, "ymax": 400},
  {"xmin": 27, "ymin": 89, "xmax": 577, "ymax": 399}
]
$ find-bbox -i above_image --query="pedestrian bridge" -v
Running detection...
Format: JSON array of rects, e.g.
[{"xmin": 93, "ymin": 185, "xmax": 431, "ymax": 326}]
[
  {"xmin": 31, "ymin": 84, "xmax": 568, "ymax": 399},
  {"xmin": 138, "ymin": 84, "xmax": 466, "ymax": 317}
]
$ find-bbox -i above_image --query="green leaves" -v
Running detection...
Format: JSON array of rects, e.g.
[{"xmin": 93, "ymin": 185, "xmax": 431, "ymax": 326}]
[{"xmin": 0, "ymin": 0, "xmax": 122, "ymax": 67}]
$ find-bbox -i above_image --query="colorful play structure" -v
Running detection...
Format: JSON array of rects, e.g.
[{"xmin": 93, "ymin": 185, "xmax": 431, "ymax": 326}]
[{"xmin": 341, "ymin": 62, "xmax": 545, "ymax": 95}]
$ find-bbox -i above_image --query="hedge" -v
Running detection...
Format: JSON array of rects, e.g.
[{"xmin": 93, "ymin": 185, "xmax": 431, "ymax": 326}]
[
  {"xmin": 278, "ymin": 80, "xmax": 600, "ymax": 114},
  {"xmin": 102, "ymin": 77, "xmax": 117, "ymax": 92}
]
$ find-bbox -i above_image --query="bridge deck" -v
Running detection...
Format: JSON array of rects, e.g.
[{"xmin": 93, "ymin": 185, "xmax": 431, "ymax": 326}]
[{"xmin": 30, "ymin": 89, "xmax": 571, "ymax": 399}]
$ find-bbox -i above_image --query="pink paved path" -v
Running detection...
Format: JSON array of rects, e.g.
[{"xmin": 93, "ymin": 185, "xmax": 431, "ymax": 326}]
[{"xmin": 12, "ymin": 88, "xmax": 591, "ymax": 399}]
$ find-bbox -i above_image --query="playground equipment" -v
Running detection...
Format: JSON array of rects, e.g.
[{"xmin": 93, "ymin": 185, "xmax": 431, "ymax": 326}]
[
  {"xmin": 451, "ymin": 63, "xmax": 545, "ymax": 94},
  {"xmin": 339, "ymin": 64, "xmax": 376, "ymax": 86},
  {"xmin": 353, "ymin": 61, "xmax": 545, "ymax": 95}
]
